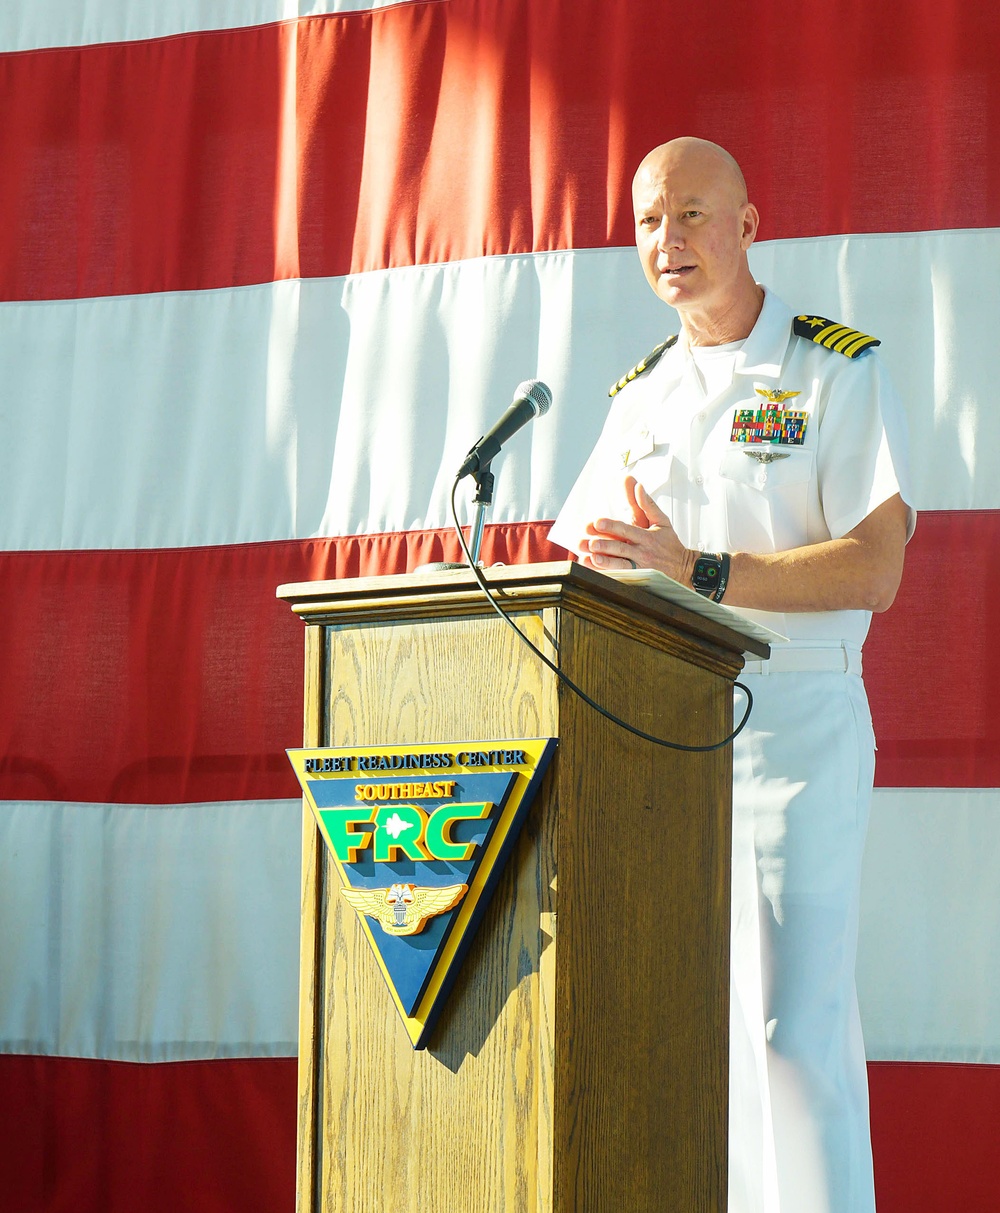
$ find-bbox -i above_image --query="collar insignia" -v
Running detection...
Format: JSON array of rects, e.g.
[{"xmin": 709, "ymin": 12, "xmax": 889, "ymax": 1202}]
[{"xmin": 620, "ymin": 427, "xmax": 655, "ymax": 468}]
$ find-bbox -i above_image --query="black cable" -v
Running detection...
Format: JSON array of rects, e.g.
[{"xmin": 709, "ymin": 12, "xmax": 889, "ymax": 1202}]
[{"xmin": 449, "ymin": 476, "xmax": 753, "ymax": 753}]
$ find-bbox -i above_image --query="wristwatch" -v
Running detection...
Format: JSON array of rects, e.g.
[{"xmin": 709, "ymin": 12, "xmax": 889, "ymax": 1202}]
[{"xmin": 691, "ymin": 552, "xmax": 731, "ymax": 603}]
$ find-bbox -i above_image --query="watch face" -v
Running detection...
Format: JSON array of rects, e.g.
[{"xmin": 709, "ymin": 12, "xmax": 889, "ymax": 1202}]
[{"xmin": 692, "ymin": 556, "xmax": 722, "ymax": 591}]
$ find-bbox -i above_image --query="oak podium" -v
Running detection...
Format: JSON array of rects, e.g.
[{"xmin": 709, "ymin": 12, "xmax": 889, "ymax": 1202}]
[{"xmin": 277, "ymin": 561, "xmax": 768, "ymax": 1213}]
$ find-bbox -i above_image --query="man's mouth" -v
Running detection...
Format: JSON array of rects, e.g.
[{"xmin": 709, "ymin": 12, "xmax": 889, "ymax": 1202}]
[{"xmin": 661, "ymin": 264, "xmax": 695, "ymax": 276}]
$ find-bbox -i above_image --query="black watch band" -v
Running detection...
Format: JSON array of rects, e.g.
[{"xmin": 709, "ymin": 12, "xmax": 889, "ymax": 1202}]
[{"xmin": 691, "ymin": 552, "xmax": 731, "ymax": 603}]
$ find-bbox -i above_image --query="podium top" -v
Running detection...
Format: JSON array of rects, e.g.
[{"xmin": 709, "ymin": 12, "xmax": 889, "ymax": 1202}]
[{"xmin": 277, "ymin": 561, "xmax": 772, "ymax": 661}]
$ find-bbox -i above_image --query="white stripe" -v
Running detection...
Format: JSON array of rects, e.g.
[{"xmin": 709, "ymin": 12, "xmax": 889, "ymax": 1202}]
[
  {"xmin": 0, "ymin": 799, "xmax": 301, "ymax": 1061},
  {"xmin": 858, "ymin": 787, "xmax": 1000, "ymax": 1063},
  {"xmin": 3, "ymin": 789, "xmax": 995, "ymax": 1063},
  {"xmin": 1, "ymin": 231, "xmax": 997, "ymax": 552},
  {"xmin": 0, "ymin": 255, "xmax": 656, "ymax": 549},
  {"xmin": 0, "ymin": 0, "xmax": 419, "ymax": 54}
]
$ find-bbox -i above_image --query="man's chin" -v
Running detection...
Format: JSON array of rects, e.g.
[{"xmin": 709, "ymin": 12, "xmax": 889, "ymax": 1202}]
[{"xmin": 656, "ymin": 280, "xmax": 699, "ymax": 311}]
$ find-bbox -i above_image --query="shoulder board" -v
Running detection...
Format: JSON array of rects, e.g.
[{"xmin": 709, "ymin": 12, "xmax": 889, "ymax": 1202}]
[
  {"xmin": 793, "ymin": 314, "xmax": 880, "ymax": 359},
  {"xmin": 608, "ymin": 335, "xmax": 679, "ymax": 397}
]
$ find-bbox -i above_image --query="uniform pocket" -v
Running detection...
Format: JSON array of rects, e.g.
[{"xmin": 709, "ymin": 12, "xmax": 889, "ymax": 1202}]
[{"xmin": 718, "ymin": 447, "xmax": 816, "ymax": 550}]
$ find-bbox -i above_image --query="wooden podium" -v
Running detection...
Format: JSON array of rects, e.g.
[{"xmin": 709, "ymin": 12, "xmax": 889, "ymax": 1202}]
[{"xmin": 278, "ymin": 562, "xmax": 768, "ymax": 1213}]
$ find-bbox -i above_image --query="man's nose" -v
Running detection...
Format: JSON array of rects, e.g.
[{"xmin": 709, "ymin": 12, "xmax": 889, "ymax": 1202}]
[{"xmin": 656, "ymin": 216, "xmax": 683, "ymax": 250}]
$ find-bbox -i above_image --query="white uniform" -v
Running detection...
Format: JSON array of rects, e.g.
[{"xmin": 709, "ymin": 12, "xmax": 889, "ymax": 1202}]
[{"xmin": 549, "ymin": 288, "xmax": 915, "ymax": 1213}]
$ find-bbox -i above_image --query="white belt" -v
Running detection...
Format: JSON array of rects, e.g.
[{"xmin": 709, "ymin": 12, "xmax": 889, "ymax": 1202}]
[{"xmin": 742, "ymin": 643, "xmax": 862, "ymax": 676}]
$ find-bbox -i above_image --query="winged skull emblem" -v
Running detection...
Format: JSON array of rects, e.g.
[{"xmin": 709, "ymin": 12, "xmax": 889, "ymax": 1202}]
[{"xmin": 340, "ymin": 882, "xmax": 469, "ymax": 936}]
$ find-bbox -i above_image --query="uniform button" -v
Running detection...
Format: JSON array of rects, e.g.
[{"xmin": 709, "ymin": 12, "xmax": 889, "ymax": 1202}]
[
  {"xmin": 695, "ymin": 474, "xmax": 704, "ymax": 486},
  {"xmin": 696, "ymin": 412, "xmax": 706, "ymax": 422},
  {"xmin": 757, "ymin": 473, "xmax": 766, "ymax": 487}
]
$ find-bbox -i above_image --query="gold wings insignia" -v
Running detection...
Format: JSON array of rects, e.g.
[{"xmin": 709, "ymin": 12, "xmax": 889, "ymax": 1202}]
[
  {"xmin": 754, "ymin": 387, "xmax": 801, "ymax": 404},
  {"xmin": 340, "ymin": 883, "xmax": 468, "ymax": 936}
]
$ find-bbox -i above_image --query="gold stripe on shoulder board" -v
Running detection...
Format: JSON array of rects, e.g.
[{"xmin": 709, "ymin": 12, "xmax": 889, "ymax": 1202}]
[
  {"xmin": 793, "ymin": 315, "xmax": 880, "ymax": 359},
  {"xmin": 608, "ymin": 334, "xmax": 679, "ymax": 397}
]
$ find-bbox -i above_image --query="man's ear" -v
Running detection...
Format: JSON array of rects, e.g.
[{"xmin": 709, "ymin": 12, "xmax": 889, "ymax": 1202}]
[{"xmin": 741, "ymin": 202, "xmax": 760, "ymax": 250}]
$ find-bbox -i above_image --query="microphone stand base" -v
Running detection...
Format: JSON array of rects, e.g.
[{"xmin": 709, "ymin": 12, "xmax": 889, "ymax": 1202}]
[{"xmin": 413, "ymin": 561, "xmax": 469, "ymax": 574}]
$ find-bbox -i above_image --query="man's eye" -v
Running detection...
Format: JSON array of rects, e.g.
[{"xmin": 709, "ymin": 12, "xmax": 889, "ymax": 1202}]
[{"xmin": 682, "ymin": 210, "xmax": 702, "ymax": 220}]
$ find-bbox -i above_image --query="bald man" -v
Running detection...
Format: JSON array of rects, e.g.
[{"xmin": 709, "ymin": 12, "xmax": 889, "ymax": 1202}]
[{"xmin": 550, "ymin": 138, "xmax": 915, "ymax": 1213}]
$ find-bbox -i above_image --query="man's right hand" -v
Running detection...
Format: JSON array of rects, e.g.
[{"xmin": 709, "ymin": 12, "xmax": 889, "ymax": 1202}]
[{"xmin": 578, "ymin": 477, "xmax": 697, "ymax": 585}]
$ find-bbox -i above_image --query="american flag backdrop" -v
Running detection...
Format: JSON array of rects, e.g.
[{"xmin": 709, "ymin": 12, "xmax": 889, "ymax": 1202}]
[{"xmin": 1, "ymin": 2, "xmax": 999, "ymax": 1210}]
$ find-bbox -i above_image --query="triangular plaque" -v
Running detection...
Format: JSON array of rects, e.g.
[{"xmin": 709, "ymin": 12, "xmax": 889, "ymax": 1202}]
[{"xmin": 288, "ymin": 738, "xmax": 556, "ymax": 1047}]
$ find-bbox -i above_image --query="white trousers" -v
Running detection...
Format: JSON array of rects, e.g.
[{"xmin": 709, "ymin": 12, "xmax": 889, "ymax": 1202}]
[{"xmin": 728, "ymin": 669, "xmax": 876, "ymax": 1213}]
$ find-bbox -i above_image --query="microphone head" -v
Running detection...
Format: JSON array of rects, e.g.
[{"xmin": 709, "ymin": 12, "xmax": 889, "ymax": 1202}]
[{"xmin": 515, "ymin": 379, "xmax": 553, "ymax": 418}]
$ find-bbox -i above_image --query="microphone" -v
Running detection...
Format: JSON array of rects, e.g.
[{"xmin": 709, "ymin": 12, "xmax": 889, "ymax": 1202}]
[{"xmin": 457, "ymin": 379, "xmax": 553, "ymax": 479}]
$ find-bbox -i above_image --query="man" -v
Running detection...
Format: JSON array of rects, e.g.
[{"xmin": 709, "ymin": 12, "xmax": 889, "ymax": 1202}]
[{"xmin": 548, "ymin": 138, "xmax": 914, "ymax": 1212}]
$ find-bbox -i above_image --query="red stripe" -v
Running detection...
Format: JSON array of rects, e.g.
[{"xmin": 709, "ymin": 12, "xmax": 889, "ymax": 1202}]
[
  {"xmin": 864, "ymin": 510, "xmax": 1000, "ymax": 788},
  {"xmin": 0, "ymin": 1053, "xmax": 995, "ymax": 1211},
  {"xmin": 869, "ymin": 1061, "xmax": 1000, "ymax": 1213},
  {"xmin": 0, "ymin": 511, "xmax": 995, "ymax": 805},
  {"xmin": 0, "ymin": 512, "xmax": 995, "ymax": 805},
  {"xmin": 0, "ymin": 1054, "xmax": 296, "ymax": 1213},
  {"xmin": 2, "ymin": 4, "xmax": 999, "ymax": 301},
  {"xmin": 0, "ymin": 524, "xmax": 561, "ymax": 804}
]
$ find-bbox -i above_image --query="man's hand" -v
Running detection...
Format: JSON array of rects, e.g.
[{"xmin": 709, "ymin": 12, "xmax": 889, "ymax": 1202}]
[
  {"xmin": 577, "ymin": 481, "xmax": 910, "ymax": 614},
  {"xmin": 578, "ymin": 477, "xmax": 696, "ymax": 584}
]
